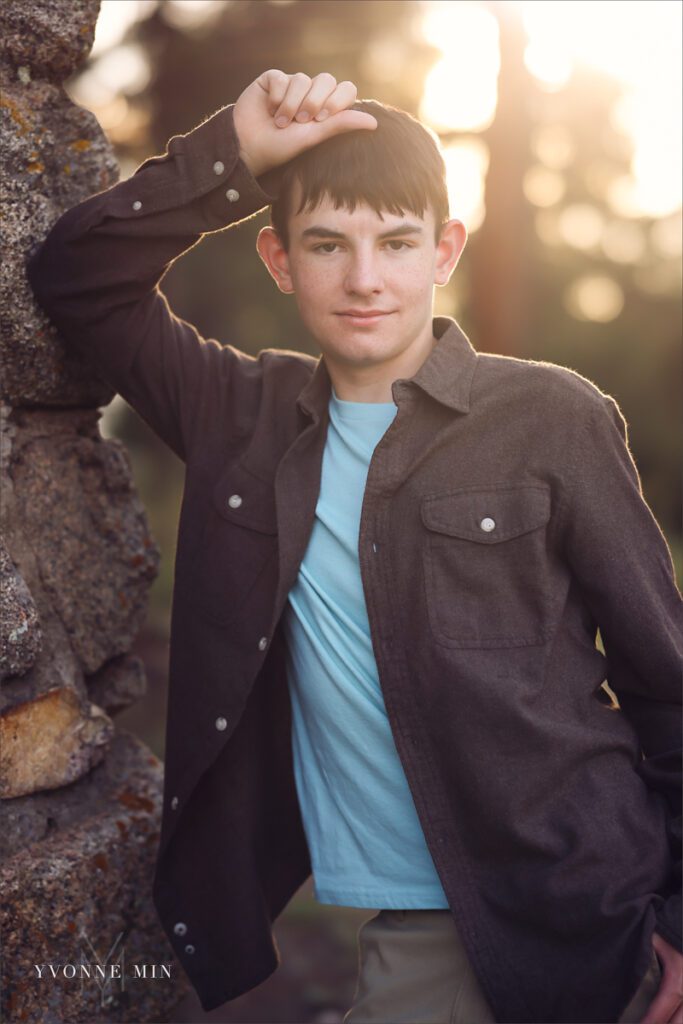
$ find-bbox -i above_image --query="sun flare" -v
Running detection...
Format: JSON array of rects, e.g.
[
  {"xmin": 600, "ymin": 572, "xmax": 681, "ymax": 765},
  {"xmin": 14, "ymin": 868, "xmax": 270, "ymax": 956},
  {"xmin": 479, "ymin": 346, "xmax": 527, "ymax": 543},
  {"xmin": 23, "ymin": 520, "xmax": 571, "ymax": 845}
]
[{"xmin": 419, "ymin": 0, "xmax": 681, "ymax": 220}]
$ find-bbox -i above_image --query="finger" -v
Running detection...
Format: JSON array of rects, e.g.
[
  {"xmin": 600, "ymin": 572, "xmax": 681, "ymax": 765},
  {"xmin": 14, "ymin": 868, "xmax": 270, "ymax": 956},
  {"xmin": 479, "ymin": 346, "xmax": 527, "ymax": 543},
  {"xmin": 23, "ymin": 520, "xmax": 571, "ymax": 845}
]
[
  {"xmin": 311, "ymin": 108, "xmax": 378, "ymax": 141},
  {"xmin": 314, "ymin": 79, "xmax": 358, "ymax": 121},
  {"xmin": 671, "ymin": 999, "xmax": 683, "ymax": 1023},
  {"xmin": 256, "ymin": 69, "xmax": 289, "ymax": 114},
  {"xmin": 293, "ymin": 72, "xmax": 337, "ymax": 123},
  {"xmin": 273, "ymin": 72, "xmax": 313, "ymax": 127},
  {"xmin": 640, "ymin": 988, "xmax": 682, "ymax": 1024}
]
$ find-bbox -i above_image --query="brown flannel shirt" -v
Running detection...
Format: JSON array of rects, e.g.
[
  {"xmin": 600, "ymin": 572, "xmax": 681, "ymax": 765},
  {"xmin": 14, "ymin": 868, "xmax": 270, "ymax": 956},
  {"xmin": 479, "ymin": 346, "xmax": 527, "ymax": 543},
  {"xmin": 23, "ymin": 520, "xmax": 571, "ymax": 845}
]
[{"xmin": 26, "ymin": 103, "xmax": 683, "ymax": 1023}]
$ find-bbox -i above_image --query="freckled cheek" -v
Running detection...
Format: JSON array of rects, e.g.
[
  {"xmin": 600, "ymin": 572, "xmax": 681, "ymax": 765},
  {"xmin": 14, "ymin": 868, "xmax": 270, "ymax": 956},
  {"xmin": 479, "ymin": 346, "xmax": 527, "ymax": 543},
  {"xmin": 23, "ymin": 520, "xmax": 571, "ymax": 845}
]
[
  {"xmin": 392, "ymin": 257, "xmax": 435, "ymax": 304},
  {"xmin": 292, "ymin": 265, "xmax": 340, "ymax": 314}
]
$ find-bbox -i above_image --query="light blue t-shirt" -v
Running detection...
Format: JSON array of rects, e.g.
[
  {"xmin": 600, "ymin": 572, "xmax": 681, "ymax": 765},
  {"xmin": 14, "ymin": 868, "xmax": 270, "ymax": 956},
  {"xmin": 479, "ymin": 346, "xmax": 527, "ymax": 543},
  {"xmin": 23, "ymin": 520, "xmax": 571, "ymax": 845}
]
[{"xmin": 283, "ymin": 388, "xmax": 449, "ymax": 909}]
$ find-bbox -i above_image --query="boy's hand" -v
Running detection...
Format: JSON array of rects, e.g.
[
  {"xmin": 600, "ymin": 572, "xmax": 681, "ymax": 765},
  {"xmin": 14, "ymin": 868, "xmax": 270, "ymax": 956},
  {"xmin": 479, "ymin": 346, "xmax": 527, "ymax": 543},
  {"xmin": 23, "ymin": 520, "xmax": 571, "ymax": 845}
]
[
  {"xmin": 233, "ymin": 70, "xmax": 377, "ymax": 178},
  {"xmin": 640, "ymin": 931, "xmax": 683, "ymax": 1023}
]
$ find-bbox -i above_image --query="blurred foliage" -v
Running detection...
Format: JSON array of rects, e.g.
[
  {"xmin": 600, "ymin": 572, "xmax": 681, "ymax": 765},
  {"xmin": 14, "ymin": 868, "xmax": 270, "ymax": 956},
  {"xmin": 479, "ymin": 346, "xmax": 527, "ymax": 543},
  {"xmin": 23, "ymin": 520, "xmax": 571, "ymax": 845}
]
[{"xmin": 83, "ymin": 0, "xmax": 681, "ymax": 621}]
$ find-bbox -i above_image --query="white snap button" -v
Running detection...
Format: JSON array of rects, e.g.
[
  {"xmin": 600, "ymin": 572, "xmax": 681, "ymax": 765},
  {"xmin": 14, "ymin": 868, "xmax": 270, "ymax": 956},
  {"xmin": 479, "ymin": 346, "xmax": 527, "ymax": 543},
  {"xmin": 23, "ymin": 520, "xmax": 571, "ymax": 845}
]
[
  {"xmin": 227, "ymin": 494, "xmax": 242, "ymax": 509},
  {"xmin": 226, "ymin": 188, "xmax": 240, "ymax": 202},
  {"xmin": 258, "ymin": 636, "xmax": 268, "ymax": 651},
  {"xmin": 212, "ymin": 160, "xmax": 225, "ymax": 175},
  {"xmin": 132, "ymin": 200, "xmax": 142, "ymax": 211},
  {"xmin": 184, "ymin": 944, "xmax": 196, "ymax": 955},
  {"xmin": 170, "ymin": 796, "xmax": 179, "ymax": 810},
  {"xmin": 173, "ymin": 922, "xmax": 187, "ymax": 936},
  {"xmin": 480, "ymin": 517, "xmax": 496, "ymax": 532},
  {"xmin": 215, "ymin": 716, "xmax": 228, "ymax": 731}
]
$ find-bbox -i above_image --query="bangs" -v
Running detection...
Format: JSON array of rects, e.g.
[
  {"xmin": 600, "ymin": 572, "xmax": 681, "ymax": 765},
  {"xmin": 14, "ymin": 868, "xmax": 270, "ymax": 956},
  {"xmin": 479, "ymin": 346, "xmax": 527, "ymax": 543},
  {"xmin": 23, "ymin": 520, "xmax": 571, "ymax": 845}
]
[{"xmin": 270, "ymin": 100, "xmax": 449, "ymax": 246}]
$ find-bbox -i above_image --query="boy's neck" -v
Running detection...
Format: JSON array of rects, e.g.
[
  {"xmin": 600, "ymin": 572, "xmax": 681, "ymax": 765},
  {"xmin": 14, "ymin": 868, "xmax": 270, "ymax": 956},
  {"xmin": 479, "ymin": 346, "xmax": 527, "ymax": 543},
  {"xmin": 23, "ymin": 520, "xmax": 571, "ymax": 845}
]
[{"xmin": 323, "ymin": 328, "xmax": 438, "ymax": 404}]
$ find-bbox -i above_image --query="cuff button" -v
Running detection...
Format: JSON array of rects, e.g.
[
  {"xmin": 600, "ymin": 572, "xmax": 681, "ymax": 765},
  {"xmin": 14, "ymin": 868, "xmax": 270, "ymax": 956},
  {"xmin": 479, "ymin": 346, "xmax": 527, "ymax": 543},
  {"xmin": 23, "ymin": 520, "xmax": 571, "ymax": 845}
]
[
  {"xmin": 226, "ymin": 188, "xmax": 240, "ymax": 203},
  {"xmin": 213, "ymin": 160, "xmax": 225, "ymax": 175}
]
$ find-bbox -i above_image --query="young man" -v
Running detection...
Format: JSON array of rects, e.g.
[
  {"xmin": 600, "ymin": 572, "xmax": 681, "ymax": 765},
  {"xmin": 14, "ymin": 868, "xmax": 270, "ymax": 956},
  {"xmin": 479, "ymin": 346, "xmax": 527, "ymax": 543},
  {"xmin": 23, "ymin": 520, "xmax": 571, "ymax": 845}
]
[{"xmin": 27, "ymin": 70, "xmax": 682, "ymax": 1023}]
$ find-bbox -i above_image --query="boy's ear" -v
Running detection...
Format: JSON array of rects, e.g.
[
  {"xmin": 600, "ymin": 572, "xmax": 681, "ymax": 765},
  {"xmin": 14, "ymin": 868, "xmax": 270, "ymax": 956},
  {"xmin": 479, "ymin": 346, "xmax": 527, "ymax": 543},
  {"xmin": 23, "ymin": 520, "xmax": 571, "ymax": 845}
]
[
  {"xmin": 434, "ymin": 219, "xmax": 468, "ymax": 286},
  {"xmin": 256, "ymin": 226, "xmax": 294, "ymax": 293}
]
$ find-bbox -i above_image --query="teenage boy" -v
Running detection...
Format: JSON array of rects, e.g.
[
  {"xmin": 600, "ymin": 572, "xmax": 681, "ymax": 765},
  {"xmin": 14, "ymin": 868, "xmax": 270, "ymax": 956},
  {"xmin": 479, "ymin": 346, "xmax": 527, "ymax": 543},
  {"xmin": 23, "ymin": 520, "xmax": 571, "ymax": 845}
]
[{"xmin": 27, "ymin": 70, "xmax": 682, "ymax": 1024}]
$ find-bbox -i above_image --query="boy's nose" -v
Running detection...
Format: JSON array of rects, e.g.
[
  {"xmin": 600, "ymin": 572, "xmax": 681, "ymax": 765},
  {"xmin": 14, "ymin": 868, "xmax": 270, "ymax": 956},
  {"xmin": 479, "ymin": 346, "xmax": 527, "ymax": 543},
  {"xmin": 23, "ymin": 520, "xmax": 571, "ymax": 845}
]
[{"xmin": 344, "ymin": 254, "xmax": 383, "ymax": 295}]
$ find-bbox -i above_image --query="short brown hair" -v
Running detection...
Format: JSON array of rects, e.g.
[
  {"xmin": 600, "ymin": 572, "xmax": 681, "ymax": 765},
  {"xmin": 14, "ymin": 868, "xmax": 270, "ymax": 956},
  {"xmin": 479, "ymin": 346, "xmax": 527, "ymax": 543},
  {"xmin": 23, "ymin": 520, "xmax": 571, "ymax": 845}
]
[{"xmin": 270, "ymin": 100, "xmax": 450, "ymax": 250}]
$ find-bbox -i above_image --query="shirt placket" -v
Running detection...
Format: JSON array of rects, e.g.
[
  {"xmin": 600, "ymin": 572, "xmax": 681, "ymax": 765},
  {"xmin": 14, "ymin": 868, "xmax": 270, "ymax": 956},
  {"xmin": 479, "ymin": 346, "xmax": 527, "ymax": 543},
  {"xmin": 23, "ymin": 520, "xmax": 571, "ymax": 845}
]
[{"xmin": 357, "ymin": 391, "xmax": 502, "ymax": 1000}]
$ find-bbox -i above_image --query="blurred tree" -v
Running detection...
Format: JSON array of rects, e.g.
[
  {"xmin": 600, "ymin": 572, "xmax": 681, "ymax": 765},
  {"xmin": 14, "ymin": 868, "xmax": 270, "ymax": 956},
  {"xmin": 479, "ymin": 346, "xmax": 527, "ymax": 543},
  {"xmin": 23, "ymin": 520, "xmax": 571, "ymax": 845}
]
[
  {"xmin": 468, "ymin": 1, "xmax": 536, "ymax": 358},
  {"xmin": 461, "ymin": 2, "xmax": 680, "ymax": 538}
]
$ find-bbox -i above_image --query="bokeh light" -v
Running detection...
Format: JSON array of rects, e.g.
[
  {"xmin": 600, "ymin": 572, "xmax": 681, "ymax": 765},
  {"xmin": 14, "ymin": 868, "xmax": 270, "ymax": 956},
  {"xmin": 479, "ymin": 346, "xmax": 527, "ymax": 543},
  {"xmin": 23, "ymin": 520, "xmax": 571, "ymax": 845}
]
[
  {"xmin": 517, "ymin": 0, "xmax": 682, "ymax": 218},
  {"xmin": 443, "ymin": 140, "xmax": 489, "ymax": 230},
  {"xmin": 564, "ymin": 274, "xmax": 625, "ymax": 322},
  {"xmin": 419, "ymin": 0, "xmax": 681, "ymax": 233},
  {"xmin": 420, "ymin": 2, "xmax": 500, "ymax": 132}
]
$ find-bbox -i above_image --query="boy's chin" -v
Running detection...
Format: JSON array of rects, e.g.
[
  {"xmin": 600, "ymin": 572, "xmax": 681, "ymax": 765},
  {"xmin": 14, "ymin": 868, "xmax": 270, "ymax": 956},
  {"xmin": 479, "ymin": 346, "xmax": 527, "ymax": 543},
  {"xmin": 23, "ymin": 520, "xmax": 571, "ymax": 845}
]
[{"xmin": 318, "ymin": 343, "xmax": 397, "ymax": 370}]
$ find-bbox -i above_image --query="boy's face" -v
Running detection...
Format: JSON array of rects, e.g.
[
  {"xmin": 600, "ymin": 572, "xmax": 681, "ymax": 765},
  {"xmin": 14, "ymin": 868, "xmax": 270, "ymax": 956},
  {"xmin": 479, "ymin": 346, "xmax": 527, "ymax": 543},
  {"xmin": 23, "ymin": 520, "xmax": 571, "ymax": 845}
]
[{"xmin": 257, "ymin": 187, "xmax": 466, "ymax": 376}]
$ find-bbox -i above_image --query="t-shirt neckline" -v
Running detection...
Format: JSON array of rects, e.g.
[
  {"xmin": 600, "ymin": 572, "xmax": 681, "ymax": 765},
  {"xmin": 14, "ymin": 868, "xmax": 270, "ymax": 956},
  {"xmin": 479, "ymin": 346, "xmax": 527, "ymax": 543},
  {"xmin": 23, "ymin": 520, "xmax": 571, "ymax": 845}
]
[{"xmin": 330, "ymin": 387, "xmax": 397, "ymax": 422}]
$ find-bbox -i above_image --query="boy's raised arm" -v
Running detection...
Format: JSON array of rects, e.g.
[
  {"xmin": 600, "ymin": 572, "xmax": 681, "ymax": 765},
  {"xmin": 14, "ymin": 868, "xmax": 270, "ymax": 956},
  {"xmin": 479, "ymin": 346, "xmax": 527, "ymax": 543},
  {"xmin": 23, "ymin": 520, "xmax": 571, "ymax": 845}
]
[
  {"xmin": 25, "ymin": 72, "xmax": 376, "ymax": 463},
  {"xmin": 26, "ymin": 103, "xmax": 271, "ymax": 464}
]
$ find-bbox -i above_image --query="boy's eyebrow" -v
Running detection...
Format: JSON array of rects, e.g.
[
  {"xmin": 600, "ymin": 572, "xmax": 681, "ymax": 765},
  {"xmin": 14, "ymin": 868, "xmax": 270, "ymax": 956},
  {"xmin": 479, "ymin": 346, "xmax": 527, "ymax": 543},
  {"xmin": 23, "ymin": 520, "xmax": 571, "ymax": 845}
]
[{"xmin": 300, "ymin": 223, "xmax": 424, "ymax": 241}]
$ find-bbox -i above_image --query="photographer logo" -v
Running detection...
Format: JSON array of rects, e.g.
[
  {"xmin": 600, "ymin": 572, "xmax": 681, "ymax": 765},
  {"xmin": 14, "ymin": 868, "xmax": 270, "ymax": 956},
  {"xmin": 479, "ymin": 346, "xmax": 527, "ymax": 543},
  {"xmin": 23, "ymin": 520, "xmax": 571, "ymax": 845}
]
[{"xmin": 33, "ymin": 930, "xmax": 172, "ymax": 1007}]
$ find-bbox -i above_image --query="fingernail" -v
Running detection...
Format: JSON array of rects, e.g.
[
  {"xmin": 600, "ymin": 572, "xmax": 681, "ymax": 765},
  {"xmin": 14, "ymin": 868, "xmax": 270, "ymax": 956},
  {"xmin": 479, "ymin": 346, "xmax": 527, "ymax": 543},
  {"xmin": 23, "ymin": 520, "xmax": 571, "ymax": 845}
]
[
  {"xmin": 314, "ymin": 109, "xmax": 329, "ymax": 121},
  {"xmin": 296, "ymin": 111, "xmax": 310, "ymax": 123},
  {"xmin": 275, "ymin": 115, "xmax": 288, "ymax": 128}
]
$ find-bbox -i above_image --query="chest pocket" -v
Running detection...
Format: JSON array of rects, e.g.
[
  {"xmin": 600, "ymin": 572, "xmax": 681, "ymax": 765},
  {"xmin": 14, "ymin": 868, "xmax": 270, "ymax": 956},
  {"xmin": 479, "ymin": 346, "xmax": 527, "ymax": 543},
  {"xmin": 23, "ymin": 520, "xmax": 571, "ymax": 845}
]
[
  {"xmin": 185, "ymin": 464, "xmax": 278, "ymax": 627},
  {"xmin": 421, "ymin": 483, "xmax": 553, "ymax": 649}
]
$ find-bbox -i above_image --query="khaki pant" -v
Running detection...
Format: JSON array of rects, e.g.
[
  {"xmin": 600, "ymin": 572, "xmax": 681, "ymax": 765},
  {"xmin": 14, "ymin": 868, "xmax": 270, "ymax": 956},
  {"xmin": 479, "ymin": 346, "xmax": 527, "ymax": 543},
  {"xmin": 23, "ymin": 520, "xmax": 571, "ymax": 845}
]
[{"xmin": 342, "ymin": 909, "xmax": 663, "ymax": 1024}]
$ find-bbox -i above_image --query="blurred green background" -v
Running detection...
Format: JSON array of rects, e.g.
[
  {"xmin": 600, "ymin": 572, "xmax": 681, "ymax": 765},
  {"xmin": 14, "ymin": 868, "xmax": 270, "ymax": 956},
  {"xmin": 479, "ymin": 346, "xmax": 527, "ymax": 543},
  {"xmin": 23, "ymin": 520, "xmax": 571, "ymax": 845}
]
[{"xmin": 65, "ymin": 2, "xmax": 681, "ymax": 1020}]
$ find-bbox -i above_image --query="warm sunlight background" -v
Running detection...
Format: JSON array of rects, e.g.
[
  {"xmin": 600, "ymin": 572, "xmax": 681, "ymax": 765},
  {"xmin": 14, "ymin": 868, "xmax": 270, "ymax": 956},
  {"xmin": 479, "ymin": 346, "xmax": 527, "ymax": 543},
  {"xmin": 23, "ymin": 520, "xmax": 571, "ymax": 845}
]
[
  {"xmin": 73, "ymin": 0, "xmax": 682, "ymax": 329},
  {"xmin": 421, "ymin": 0, "xmax": 681, "ymax": 223},
  {"xmin": 84, "ymin": 0, "xmax": 683, "ymax": 227}
]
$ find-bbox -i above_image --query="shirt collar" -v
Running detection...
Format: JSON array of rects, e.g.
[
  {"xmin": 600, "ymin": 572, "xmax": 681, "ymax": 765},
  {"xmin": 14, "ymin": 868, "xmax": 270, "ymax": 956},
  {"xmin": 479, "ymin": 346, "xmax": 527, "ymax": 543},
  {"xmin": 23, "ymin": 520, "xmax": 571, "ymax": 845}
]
[{"xmin": 296, "ymin": 315, "xmax": 478, "ymax": 418}]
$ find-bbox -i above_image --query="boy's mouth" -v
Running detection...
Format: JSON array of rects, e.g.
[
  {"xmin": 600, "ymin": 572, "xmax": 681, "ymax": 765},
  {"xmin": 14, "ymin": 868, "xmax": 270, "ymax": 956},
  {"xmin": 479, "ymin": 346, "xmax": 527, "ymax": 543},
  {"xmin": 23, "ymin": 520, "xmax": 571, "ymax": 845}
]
[{"xmin": 336, "ymin": 309, "xmax": 395, "ymax": 325}]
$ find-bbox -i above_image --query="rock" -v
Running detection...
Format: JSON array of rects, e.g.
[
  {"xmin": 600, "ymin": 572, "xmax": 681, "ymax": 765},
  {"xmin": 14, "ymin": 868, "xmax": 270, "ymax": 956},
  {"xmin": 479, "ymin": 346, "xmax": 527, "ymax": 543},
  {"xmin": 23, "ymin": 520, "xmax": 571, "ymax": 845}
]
[
  {"xmin": 0, "ymin": 1, "xmax": 184, "ymax": 1017},
  {"xmin": 87, "ymin": 654, "xmax": 148, "ymax": 717},
  {"xmin": 0, "ymin": 687, "xmax": 114, "ymax": 798},
  {"xmin": 0, "ymin": 403, "xmax": 158, "ymax": 798},
  {"xmin": 0, "ymin": 538, "xmax": 42, "ymax": 681},
  {"xmin": 0, "ymin": 0, "xmax": 101, "ymax": 83},
  {"xmin": 8, "ymin": 406, "xmax": 160, "ymax": 675},
  {"xmin": 0, "ymin": 730, "xmax": 188, "ymax": 1023},
  {"xmin": 0, "ymin": 78, "xmax": 118, "ymax": 406}
]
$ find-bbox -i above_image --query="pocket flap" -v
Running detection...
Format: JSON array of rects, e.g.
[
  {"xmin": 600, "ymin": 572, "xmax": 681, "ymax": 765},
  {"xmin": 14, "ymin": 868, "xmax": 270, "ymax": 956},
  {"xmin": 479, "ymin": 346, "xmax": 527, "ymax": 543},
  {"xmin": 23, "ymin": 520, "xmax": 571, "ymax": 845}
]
[
  {"xmin": 211, "ymin": 463, "xmax": 278, "ymax": 535},
  {"xmin": 421, "ymin": 484, "xmax": 551, "ymax": 543}
]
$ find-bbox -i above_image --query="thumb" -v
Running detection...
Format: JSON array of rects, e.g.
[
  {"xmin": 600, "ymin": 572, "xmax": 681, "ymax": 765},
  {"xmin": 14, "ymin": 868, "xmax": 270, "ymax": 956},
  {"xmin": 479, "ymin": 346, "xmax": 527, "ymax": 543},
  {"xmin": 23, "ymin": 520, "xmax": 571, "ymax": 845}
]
[{"xmin": 312, "ymin": 109, "xmax": 378, "ymax": 143}]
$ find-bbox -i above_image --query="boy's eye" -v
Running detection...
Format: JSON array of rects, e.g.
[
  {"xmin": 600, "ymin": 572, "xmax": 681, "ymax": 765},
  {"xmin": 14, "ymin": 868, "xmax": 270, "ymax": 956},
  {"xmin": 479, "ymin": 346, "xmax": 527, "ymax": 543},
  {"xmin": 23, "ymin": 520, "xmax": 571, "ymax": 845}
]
[{"xmin": 312, "ymin": 239, "xmax": 413, "ymax": 254}]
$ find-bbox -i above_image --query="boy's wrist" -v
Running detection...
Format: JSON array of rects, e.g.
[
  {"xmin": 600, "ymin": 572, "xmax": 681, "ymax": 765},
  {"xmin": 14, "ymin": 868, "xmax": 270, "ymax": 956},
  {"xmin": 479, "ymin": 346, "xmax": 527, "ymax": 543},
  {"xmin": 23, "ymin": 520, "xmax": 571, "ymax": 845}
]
[{"xmin": 156, "ymin": 102, "xmax": 276, "ymax": 227}]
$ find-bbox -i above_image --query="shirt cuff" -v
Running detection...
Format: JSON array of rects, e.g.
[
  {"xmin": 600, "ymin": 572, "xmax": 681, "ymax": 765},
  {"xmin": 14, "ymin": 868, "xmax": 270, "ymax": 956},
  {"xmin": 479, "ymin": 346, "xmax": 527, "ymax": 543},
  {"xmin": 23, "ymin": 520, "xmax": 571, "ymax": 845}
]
[
  {"xmin": 95, "ymin": 103, "xmax": 276, "ymax": 229},
  {"xmin": 182, "ymin": 103, "xmax": 278, "ymax": 229}
]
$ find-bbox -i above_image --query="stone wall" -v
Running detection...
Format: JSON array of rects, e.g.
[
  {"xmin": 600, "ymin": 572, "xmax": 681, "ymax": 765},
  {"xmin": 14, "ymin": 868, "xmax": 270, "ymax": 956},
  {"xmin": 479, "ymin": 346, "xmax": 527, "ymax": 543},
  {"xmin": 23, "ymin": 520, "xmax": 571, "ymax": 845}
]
[{"xmin": 0, "ymin": 2, "xmax": 187, "ymax": 1019}]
